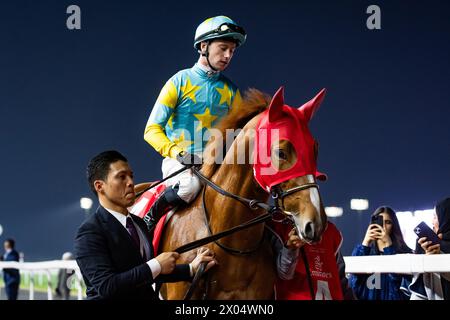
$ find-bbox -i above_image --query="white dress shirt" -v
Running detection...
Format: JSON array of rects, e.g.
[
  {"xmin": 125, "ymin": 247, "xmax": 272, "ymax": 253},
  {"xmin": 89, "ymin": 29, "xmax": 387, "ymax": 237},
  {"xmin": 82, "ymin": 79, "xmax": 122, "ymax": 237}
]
[{"xmin": 105, "ymin": 208, "xmax": 162, "ymax": 279}]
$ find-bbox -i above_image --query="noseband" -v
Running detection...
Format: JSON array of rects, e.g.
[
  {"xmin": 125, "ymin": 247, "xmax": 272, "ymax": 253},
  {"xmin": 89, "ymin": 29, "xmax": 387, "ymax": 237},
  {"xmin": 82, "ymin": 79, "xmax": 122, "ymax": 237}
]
[{"xmin": 270, "ymin": 182, "xmax": 319, "ymax": 223}]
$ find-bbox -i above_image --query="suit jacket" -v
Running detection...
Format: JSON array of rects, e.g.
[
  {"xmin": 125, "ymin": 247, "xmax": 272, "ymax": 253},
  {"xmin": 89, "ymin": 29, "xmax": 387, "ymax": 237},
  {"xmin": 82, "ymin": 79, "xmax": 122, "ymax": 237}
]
[
  {"xmin": 2, "ymin": 249, "xmax": 20, "ymax": 285},
  {"xmin": 74, "ymin": 205, "xmax": 191, "ymax": 300}
]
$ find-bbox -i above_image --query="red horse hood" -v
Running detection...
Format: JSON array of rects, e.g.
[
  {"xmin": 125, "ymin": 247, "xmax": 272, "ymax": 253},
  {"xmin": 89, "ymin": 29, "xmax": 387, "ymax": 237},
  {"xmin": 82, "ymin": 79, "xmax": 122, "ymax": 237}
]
[{"xmin": 253, "ymin": 87, "xmax": 327, "ymax": 192}]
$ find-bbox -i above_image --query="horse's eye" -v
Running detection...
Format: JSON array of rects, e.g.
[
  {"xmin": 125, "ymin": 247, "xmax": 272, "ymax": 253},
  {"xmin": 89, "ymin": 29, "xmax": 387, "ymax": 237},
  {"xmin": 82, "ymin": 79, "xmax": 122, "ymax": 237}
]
[{"xmin": 277, "ymin": 149, "xmax": 287, "ymax": 160}]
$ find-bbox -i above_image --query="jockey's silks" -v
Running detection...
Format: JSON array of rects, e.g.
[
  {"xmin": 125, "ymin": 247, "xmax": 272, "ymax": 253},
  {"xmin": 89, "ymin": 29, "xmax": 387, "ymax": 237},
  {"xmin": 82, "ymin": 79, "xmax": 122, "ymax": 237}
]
[
  {"xmin": 253, "ymin": 87, "xmax": 327, "ymax": 192},
  {"xmin": 145, "ymin": 63, "xmax": 240, "ymax": 157}
]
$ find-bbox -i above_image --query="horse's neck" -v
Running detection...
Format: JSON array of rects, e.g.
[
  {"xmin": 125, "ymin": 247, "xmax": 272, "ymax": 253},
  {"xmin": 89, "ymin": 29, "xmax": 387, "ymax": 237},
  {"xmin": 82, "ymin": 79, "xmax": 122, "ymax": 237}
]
[
  {"xmin": 212, "ymin": 163, "xmax": 267, "ymax": 205},
  {"xmin": 206, "ymin": 126, "xmax": 269, "ymax": 245}
]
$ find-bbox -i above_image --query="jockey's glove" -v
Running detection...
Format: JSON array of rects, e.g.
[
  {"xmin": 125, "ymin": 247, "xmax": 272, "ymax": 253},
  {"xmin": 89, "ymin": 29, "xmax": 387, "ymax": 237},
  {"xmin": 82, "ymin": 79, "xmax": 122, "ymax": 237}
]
[{"xmin": 176, "ymin": 151, "xmax": 202, "ymax": 168}]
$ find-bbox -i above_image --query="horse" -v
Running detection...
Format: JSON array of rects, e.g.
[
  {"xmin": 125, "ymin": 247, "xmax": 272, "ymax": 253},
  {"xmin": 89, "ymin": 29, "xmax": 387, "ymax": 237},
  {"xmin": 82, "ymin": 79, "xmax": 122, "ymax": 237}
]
[{"xmin": 152, "ymin": 86, "xmax": 328, "ymax": 299}]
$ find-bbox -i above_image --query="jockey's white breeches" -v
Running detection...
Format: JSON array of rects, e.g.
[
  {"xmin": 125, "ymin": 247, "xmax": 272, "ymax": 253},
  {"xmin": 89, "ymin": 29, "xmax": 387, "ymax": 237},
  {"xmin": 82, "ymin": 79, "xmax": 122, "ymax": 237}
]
[{"xmin": 161, "ymin": 157, "xmax": 202, "ymax": 203}]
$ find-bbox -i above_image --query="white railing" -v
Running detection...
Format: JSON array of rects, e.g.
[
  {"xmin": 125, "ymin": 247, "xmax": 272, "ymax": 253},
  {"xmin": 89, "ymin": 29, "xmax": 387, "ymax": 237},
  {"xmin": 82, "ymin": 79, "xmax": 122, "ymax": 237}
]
[
  {"xmin": 343, "ymin": 253, "xmax": 450, "ymax": 274},
  {"xmin": 0, "ymin": 260, "xmax": 84, "ymax": 300},
  {"xmin": 2, "ymin": 254, "xmax": 450, "ymax": 300}
]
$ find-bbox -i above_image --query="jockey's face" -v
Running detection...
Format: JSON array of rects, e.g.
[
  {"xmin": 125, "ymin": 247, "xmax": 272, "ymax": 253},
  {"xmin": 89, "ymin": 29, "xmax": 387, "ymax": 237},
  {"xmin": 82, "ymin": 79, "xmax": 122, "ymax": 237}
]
[
  {"xmin": 201, "ymin": 39, "xmax": 237, "ymax": 71},
  {"xmin": 95, "ymin": 160, "xmax": 136, "ymax": 214}
]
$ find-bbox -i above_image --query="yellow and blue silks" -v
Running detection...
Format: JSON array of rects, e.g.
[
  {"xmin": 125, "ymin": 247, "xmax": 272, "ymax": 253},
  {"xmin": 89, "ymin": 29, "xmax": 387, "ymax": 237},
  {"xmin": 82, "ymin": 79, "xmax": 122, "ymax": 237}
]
[{"xmin": 144, "ymin": 63, "xmax": 240, "ymax": 158}]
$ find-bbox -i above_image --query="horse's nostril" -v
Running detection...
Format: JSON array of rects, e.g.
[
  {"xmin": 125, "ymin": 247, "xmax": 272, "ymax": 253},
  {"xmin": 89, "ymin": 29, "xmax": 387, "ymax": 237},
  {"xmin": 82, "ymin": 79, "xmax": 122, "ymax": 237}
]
[{"xmin": 304, "ymin": 222, "xmax": 315, "ymax": 240}]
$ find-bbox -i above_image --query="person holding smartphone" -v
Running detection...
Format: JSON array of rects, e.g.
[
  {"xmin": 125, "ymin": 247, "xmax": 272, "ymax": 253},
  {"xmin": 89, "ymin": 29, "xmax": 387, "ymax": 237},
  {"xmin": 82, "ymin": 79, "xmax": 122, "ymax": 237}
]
[
  {"xmin": 409, "ymin": 197, "xmax": 450, "ymax": 300},
  {"xmin": 349, "ymin": 206, "xmax": 412, "ymax": 300}
]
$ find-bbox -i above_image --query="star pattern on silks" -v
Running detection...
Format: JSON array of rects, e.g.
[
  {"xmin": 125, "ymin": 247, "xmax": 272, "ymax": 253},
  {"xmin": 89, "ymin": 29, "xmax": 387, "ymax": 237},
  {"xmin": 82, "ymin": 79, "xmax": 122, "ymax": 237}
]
[
  {"xmin": 167, "ymin": 114, "xmax": 174, "ymax": 130},
  {"xmin": 194, "ymin": 107, "xmax": 218, "ymax": 132},
  {"xmin": 156, "ymin": 80, "xmax": 178, "ymax": 108},
  {"xmin": 180, "ymin": 78, "xmax": 201, "ymax": 104},
  {"xmin": 172, "ymin": 131, "xmax": 193, "ymax": 150},
  {"xmin": 215, "ymin": 83, "xmax": 233, "ymax": 107}
]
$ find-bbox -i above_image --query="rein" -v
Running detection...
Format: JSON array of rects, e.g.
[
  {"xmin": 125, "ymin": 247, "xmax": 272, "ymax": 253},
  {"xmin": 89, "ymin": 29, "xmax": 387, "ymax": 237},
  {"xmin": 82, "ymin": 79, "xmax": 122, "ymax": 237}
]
[
  {"xmin": 139, "ymin": 164, "xmax": 319, "ymax": 299},
  {"xmin": 201, "ymin": 187, "xmax": 267, "ymax": 255},
  {"xmin": 300, "ymin": 247, "xmax": 315, "ymax": 300},
  {"xmin": 192, "ymin": 166, "xmax": 273, "ymax": 212},
  {"xmin": 178, "ymin": 166, "xmax": 318, "ymax": 300},
  {"xmin": 134, "ymin": 166, "xmax": 189, "ymax": 199}
]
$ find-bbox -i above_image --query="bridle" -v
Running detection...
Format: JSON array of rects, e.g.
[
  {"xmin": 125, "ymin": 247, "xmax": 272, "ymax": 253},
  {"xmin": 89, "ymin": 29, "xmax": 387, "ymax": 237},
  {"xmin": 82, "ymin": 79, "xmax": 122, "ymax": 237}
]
[
  {"xmin": 270, "ymin": 182, "xmax": 319, "ymax": 222},
  {"xmin": 136, "ymin": 165, "xmax": 320, "ymax": 300},
  {"xmin": 190, "ymin": 167, "xmax": 319, "ymax": 255},
  {"xmin": 179, "ymin": 167, "xmax": 319, "ymax": 300},
  {"xmin": 137, "ymin": 165, "xmax": 321, "ymax": 255}
]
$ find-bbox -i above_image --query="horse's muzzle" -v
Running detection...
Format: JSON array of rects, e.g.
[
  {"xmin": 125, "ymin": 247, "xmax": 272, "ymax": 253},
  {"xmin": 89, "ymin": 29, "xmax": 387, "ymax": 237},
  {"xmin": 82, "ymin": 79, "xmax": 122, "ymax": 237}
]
[{"xmin": 300, "ymin": 221, "xmax": 322, "ymax": 243}]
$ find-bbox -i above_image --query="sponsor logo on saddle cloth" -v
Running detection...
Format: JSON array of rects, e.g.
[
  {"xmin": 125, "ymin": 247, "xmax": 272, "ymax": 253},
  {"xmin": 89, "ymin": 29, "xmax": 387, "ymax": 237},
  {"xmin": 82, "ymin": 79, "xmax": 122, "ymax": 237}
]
[
  {"xmin": 253, "ymin": 87, "xmax": 327, "ymax": 192},
  {"xmin": 311, "ymin": 250, "xmax": 333, "ymax": 279}
]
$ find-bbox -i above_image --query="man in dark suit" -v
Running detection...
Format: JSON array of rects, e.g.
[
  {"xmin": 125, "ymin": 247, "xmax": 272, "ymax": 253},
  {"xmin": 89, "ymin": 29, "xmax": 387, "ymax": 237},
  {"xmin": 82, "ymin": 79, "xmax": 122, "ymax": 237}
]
[
  {"xmin": 2, "ymin": 238, "xmax": 21, "ymax": 300},
  {"xmin": 74, "ymin": 150, "xmax": 216, "ymax": 300}
]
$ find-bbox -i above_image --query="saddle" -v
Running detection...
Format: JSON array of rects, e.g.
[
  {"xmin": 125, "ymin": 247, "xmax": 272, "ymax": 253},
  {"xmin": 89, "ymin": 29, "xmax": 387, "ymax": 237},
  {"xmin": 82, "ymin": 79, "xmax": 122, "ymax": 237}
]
[{"xmin": 130, "ymin": 183, "xmax": 173, "ymax": 256}]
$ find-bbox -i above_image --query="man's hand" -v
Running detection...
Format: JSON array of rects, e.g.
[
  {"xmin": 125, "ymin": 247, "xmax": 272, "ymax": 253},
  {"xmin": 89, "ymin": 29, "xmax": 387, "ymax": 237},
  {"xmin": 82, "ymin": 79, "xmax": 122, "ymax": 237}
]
[
  {"xmin": 190, "ymin": 247, "xmax": 217, "ymax": 274},
  {"xmin": 176, "ymin": 151, "xmax": 202, "ymax": 168},
  {"xmin": 286, "ymin": 228, "xmax": 305, "ymax": 249},
  {"xmin": 155, "ymin": 252, "xmax": 180, "ymax": 274}
]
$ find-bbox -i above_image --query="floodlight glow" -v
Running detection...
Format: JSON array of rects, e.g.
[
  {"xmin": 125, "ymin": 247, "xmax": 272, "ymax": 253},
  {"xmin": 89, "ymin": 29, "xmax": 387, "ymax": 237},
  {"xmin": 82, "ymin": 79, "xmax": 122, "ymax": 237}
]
[
  {"xmin": 350, "ymin": 199, "xmax": 369, "ymax": 211},
  {"xmin": 0, "ymin": 224, "xmax": 3, "ymax": 236},
  {"xmin": 80, "ymin": 197, "xmax": 93, "ymax": 210},
  {"xmin": 325, "ymin": 207, "xmax": 343, "ymax": 217},
  {"xmin": 396, "ymin": 208, "xmax": 435, "ymax": 250},
  {"xmin": 414, "ymin": 209, "xmax": 435, "ymax": 217}
]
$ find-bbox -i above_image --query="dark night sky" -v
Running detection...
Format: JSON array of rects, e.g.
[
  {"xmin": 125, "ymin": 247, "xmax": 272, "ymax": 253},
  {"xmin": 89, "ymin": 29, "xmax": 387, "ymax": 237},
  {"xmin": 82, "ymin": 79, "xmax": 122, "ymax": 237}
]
[{"xmin": 0, "ymin": 0, "xmax": 449, "ymax": 260}]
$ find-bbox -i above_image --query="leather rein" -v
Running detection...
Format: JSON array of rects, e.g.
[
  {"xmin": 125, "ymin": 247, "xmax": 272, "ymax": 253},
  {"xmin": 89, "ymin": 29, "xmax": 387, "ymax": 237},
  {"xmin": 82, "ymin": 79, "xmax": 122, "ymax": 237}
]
[{"xmin": 138, "ymin": 165, "xmax": 319, "ymax": 300}]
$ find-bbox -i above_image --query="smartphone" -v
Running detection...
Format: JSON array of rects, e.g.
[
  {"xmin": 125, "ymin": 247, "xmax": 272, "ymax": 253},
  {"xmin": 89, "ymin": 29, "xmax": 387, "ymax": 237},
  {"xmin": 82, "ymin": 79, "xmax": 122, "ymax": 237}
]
[
  {"xmin": 371, "ymin": 215, "xmax": 384, "ymax": 227},
  {"xmin": 413, "ymin": 221, "xmax": 440, "ymax": 246}
]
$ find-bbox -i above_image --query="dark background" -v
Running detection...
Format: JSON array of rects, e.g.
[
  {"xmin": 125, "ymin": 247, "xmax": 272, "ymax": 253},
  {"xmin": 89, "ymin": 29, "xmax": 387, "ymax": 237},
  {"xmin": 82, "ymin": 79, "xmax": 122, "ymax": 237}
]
[{"xmin": 0, "ymin": 0, "xmax": 449, "ymax": 260}]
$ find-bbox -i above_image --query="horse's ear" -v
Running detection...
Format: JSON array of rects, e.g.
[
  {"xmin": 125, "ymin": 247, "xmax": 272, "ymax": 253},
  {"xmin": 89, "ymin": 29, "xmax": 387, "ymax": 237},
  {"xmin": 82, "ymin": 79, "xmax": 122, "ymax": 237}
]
[
  {"xmin": 298, "ymin": 88, "xmax": 326, "ymax": 123},
  {"xmin": 268, "ymin": 86, "xmax": 285, "ymax": 122}
]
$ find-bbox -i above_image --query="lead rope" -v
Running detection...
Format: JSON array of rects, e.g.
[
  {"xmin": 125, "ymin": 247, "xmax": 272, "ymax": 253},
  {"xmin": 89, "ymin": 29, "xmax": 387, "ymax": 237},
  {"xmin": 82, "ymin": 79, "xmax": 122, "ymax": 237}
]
[{"xmin": 300, "ymin": 247, "xmax": 315, "ymax": 300}]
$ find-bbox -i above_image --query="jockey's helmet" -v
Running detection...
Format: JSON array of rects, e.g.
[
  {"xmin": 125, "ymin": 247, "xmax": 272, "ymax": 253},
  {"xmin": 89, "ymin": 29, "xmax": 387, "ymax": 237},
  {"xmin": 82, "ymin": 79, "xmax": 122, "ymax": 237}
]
[{"xmin": 194, "ymin": 16, "xmax": 246, "ymax": 50}]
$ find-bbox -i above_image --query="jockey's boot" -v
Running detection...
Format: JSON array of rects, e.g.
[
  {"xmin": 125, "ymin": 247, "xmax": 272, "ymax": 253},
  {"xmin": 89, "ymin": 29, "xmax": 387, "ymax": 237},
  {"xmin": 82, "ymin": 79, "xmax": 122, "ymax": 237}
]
[{"xmin": 143, "ymin": 185, "xmax": 186, "ymax": 232}]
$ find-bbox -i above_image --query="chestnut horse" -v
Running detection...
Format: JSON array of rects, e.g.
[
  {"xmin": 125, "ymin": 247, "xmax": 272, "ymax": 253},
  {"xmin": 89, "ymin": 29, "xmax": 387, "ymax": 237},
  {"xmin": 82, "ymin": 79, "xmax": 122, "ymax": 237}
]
[{"xmin": 158, "ymin": 87, "xmax": 328, "ymax": 299}]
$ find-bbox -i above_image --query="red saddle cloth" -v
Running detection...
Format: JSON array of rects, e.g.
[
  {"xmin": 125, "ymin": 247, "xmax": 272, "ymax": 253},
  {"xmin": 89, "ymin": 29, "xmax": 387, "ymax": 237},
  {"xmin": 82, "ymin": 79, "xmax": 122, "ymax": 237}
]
[{"xmin": 130, "ymin": 184, "xmax": 168, "ymax": 256}]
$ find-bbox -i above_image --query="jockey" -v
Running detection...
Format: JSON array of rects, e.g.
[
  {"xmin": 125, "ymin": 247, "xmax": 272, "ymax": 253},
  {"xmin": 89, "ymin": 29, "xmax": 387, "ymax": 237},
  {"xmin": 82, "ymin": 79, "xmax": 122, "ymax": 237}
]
[{"xmin": 143, "ymin": 16, "xmax": 247, "ymax": 231}]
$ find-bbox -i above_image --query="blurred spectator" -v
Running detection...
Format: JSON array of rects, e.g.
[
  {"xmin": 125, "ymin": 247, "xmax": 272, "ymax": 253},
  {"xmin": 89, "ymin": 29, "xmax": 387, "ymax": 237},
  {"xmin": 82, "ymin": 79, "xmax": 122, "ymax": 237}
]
[
  {"xmin": 55, "ymin": 252, "xmax": 75, "ymax": 300},
  {"xmin": 349, "ymin": 206, "xmax": 412, "ymax": 300},
  {"xmin": 2, "ymin": 238, "xmax": 21, "ymax": 300},
  {"xmin": 409, "ymin": 197, "xmax": 450, "ymax": 300}
]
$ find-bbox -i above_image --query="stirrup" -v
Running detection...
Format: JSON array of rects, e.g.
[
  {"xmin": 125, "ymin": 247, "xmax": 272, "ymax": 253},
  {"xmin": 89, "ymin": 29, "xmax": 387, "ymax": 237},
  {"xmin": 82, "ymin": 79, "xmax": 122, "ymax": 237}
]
[{"xmin": 142, "ymin": 186, "xmax": 185, "ymax": 231}]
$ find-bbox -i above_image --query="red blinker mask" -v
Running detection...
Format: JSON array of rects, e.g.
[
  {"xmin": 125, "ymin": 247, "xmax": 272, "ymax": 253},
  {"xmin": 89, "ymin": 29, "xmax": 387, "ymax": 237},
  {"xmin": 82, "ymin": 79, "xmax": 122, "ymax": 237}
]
[{"xmin": 253, "ymin": 87, "xmax": 327, "ymax": 192}]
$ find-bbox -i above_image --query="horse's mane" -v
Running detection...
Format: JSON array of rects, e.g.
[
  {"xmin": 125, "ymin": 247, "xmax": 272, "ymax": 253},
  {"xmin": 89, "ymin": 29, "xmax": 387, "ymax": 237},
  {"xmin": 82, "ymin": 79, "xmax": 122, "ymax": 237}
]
[{"xmin": 202, "ymin": 88, "xmax": 271, "ymax": 179}]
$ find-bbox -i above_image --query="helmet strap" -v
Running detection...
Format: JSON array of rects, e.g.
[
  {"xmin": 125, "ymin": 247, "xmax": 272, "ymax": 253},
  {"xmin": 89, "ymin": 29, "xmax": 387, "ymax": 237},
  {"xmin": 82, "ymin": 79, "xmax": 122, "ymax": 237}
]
[{"xmin": 202, "ymin": 41, "xmax": 219, "ymax": 73}]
